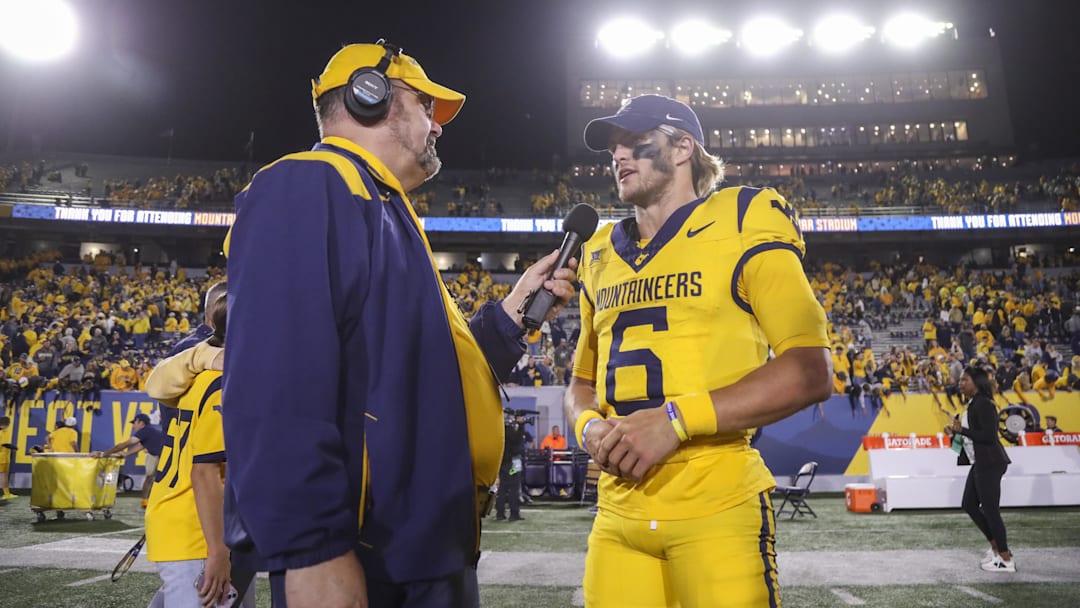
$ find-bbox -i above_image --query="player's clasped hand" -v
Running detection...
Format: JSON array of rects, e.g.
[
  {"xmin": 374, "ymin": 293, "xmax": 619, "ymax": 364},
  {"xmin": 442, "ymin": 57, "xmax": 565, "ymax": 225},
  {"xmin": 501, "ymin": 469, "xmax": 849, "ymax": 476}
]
[
  {"xmin": 595, "ymin": 407, "xmax": 682, "ymax": 483},
  {"xmin": 581, "ymin": 417, "xmax": 618, "ymax": 472}
]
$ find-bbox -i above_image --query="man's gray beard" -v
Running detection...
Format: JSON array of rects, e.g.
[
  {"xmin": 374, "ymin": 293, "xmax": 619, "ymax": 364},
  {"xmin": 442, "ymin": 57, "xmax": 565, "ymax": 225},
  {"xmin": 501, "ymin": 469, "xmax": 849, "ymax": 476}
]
[
  {"xmin": 389, "ymin": 118, "xmax": 441, "ymax": 183},
  {"xmin": 418, "ymin": 148, "xmax": 441, "ymax": 182}
]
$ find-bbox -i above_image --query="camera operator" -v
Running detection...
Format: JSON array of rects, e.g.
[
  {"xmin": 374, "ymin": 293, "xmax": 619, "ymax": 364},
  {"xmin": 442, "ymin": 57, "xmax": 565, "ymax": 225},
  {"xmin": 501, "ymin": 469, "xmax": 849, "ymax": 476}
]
[{"xmin": 495, "ymin": 413, "xmax": 533, "ymax": 522}]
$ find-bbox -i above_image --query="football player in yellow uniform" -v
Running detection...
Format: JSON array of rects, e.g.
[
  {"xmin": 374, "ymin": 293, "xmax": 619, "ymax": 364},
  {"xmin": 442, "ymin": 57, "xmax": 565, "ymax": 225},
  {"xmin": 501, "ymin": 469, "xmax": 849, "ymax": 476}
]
[
  {"xmin": 566, "ymin": 95, "xmax": 832, "ymax": 607},
  {"xmin": 145, "ymin": 297, "xmax": 253, "ymax": 608}
]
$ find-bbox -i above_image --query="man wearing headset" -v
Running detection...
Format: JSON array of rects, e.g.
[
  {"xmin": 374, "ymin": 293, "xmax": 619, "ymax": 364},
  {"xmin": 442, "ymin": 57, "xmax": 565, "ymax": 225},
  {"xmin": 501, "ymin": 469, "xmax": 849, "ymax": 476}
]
[{"xmin": 223, "ymin": 41, "xmax": 578, "ymax": 608}]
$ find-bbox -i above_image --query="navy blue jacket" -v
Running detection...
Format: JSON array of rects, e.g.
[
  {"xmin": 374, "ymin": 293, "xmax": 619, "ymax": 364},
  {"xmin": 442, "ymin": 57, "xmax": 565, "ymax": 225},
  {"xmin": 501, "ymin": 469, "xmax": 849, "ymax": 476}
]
[{"xmin": 223, "ymin": 137, "xmax": 524, "ymax": 581}]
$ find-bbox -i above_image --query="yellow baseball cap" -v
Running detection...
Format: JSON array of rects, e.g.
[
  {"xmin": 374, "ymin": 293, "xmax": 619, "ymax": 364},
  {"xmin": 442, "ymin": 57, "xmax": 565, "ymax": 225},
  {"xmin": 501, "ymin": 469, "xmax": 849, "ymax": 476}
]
[{"xmin": 311, "ymin": 43, "xmax": 465, "ymax": 125}]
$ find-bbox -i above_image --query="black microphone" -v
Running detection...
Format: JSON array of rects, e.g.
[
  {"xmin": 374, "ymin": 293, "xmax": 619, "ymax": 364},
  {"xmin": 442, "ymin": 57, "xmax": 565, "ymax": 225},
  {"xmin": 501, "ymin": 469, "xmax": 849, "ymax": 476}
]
[{"xmin": 521, "ymin": 204, "xmax": 600, "ymax": 330}]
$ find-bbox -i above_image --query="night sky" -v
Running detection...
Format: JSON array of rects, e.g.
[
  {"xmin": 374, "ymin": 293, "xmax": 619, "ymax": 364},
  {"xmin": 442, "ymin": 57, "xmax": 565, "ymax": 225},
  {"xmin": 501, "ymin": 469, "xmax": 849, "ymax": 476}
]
[{"xmin": 1, "ymin": 0, "xmax": 1078, "ymax": 168}]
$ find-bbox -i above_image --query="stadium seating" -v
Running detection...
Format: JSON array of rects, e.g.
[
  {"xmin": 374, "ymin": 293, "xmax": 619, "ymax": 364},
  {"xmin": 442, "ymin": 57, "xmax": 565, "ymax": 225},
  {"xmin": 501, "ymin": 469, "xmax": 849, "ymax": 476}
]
[{"xmin": 4, "ymin": 154, "xmax": 1078, "ymax": 218}]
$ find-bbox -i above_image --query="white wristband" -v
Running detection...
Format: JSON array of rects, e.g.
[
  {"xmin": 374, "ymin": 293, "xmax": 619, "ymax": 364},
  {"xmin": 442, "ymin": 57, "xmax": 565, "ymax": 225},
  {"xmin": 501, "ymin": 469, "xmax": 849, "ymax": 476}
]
[{"xmin": 581, "ymin": 418, "xmax": 601, "ymax": 447}]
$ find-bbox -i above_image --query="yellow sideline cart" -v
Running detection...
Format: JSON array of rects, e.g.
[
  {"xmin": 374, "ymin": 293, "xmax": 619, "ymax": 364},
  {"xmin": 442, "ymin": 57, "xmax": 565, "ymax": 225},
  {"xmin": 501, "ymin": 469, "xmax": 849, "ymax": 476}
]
[{"xmin": 30, "ymin": 453, "xmax": 122, "ymax": 522}]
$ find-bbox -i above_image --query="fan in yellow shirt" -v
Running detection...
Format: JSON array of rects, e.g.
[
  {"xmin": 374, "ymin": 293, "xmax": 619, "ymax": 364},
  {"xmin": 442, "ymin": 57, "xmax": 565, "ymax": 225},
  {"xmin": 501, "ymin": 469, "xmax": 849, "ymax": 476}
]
[{"xmin": 109, "ymin": 360, "xmax": 139, "ymax": 391}]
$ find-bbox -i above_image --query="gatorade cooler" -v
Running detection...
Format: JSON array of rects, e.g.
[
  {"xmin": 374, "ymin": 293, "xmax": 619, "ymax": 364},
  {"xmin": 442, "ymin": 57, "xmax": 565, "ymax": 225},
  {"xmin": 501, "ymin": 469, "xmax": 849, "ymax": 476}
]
[{"xmin": 845, "ymin": 483, "xmax": 880, "ymax": 513}]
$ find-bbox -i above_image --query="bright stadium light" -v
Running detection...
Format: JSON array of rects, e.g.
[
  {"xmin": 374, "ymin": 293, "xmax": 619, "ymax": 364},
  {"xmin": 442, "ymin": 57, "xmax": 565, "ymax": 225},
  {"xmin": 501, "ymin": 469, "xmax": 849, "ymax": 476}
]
[
  {"xmin": 741, "ymin": 17, "xmax": 803, "ymax": 57},
  {"xmin": 813, "ymin": 15, "xmax": 875, "ymax": 53},
  {"xmin": 671, "ymin": 20, "xmax": 732, "ymax": 56},
  {"xmin": 597, "ymin": 18, "xmax": 664, "ymax": 58},
  {"xmin": 883, "ymin": 13, "xmax": 953, "ymax": 49},
  {"xmin": 0, "ymin": 0, "xmax": 78, "ymax": 62}
]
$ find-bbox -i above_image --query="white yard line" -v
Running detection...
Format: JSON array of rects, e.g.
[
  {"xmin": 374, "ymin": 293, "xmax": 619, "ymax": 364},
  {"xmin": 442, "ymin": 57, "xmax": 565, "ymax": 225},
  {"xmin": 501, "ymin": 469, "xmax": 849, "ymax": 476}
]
[
  {"xmin": 956, "ymin": 585, "xmax": 1004, "ymax": 604},
  {"xmin": 571, "ymin": 587, "xmax": 585, "ymax": 606},
  {"xmin": 65, "ymin": 573, "xmax": 113, "ymax": 587},
  {"xmin": 90, "ymin": 526, "xmax": 145, "ymax": 537},
  {"xmin": 0, "ymin": 568, "xmax": 19, "ymax": 574},
  {"xmin": 482, "ymin": 529, "xmax": 588, "ymax": 535},
  {"xmin": 829, "ymin": 588, "xmax": 867, "ymax": 605}
]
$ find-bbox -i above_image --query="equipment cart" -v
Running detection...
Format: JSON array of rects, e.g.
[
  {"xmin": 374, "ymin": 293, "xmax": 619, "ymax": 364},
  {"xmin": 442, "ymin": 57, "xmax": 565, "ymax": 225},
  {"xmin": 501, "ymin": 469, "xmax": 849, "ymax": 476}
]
[{"xmin": 30, "ymin": 453, "xmax": 122, "ymax": 522}]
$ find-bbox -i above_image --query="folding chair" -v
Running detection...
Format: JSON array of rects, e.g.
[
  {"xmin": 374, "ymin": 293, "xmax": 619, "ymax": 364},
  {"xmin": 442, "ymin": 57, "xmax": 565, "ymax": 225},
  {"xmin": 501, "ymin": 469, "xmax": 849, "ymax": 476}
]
[
  {"xmin": 523, "ymin": 449, "xmax": 550, "ymax": 497},
  {"xmin": 578, "ymin": 453, "xmax": 602, "ymax": 506},
  {"xmin": 773, "ymin": 461, "xmax": 818, "ymax": 519}
]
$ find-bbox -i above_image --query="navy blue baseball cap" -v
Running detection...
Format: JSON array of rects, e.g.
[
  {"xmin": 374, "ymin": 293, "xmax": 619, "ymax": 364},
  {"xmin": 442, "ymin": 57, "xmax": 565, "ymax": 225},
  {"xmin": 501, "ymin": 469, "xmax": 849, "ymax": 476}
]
[{"xmin": 584, "ymin": 94, "xmax": 705, "ymax": 152}]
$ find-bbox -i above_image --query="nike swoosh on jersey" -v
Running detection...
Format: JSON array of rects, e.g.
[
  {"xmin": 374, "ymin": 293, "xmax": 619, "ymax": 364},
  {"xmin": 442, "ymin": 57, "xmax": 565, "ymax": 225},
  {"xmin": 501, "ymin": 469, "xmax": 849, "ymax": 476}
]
[{"xmin": 686, "ymin": 221, "xmax": 716, "ymax": 238}]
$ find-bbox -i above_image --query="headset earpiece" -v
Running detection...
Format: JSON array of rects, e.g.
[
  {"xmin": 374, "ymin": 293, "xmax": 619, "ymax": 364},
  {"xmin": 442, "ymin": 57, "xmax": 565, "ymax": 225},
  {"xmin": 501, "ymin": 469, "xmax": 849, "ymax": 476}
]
[{"xmin": 343, "ymin": 40, "xmax": 401, "ymax": 122}]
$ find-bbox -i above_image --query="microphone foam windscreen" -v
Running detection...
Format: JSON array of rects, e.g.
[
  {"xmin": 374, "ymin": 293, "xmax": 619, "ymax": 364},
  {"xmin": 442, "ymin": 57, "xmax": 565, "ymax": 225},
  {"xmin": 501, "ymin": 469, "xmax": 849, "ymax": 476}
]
[{"xmin": 563, "ymin": 204, "xmax": 600, "ymax": 239}]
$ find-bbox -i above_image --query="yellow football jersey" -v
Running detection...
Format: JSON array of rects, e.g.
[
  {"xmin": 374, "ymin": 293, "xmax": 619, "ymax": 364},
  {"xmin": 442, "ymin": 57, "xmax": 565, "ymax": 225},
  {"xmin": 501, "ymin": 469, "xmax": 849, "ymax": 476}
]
[
  {"xmin": 146, "ymin": 370, "xmax": 226, "ymax": 562},
  {"xmin": 573, "ymin": 186, "xmax": 828, "ymax": 520}
]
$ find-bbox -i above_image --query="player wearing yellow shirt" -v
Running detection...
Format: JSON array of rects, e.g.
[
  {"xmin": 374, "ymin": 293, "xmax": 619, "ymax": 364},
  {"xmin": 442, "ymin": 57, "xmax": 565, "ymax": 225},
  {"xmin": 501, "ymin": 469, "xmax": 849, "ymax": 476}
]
[
  {"xmin": 567, "ymin": 95, "xmax": 832, "ymax": 607},
  {"xmin": 146, "ymin": 367, "xmax": 244, "ymax": 606},
  {"xmin": 44, "ymin": 417, "xmax": 79, "ymax": 452},
  {"xmin": 0, "ymin": 416, "xmax": 15, "ymax": 500},
  {"xmin": 145, "ymin": 289, "xmax": 250, "ymax": 608}
]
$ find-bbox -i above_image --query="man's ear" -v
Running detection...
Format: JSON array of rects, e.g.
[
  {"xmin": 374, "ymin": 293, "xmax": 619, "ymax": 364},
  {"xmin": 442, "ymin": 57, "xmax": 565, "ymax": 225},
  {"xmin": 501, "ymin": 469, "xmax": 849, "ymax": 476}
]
[{"xmin": 674, "ymin": 135, "xmax": 694, "ymax": 165}]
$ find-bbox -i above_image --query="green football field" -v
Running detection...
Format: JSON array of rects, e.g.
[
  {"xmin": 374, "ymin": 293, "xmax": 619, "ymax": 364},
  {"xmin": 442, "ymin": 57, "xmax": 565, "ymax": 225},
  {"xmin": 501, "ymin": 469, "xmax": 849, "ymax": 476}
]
[{"xmin": 0, "ymin": 491, "xmax": 1078, "ymax": 607}]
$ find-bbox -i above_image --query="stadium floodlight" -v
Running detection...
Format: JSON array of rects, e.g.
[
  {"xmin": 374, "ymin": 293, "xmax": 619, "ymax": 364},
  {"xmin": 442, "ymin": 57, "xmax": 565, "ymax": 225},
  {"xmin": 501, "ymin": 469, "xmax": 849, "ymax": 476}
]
[
  {"xmin": 0, "ymin": 0, "xmax": 78, "ymax": 62},
  {"xmin": 813, "ymin": 15, "xmax": 875, "ymax": 53},
  {"xmin": 596, "ymin": 18, "xmax": 664, "ymax": 58},
  {"xmin": 882, "ymin": 13, "xmax": 953, "ymax": 49},
  {"xmin": 670, "ymin": 20, "xmax": 733, "ymax": 56},
  {"xmin": 741, "ymin": 17, "xmax": 803, "ymax": 57}
]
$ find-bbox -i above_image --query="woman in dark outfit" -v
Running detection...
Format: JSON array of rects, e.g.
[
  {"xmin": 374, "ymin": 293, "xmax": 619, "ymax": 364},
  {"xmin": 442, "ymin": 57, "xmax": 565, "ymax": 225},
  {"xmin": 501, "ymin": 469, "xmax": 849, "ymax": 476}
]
[{"xmin": 946, "ymin": 365, "xmax": 1015, "ymax": 572}]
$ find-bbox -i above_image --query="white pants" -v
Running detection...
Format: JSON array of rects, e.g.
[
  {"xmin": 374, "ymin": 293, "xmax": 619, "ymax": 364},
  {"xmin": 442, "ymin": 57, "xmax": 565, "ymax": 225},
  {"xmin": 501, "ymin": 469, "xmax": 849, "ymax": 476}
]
[{"xmin": 151, "ymin": 559, "xmax": 256, "ymax": 608}]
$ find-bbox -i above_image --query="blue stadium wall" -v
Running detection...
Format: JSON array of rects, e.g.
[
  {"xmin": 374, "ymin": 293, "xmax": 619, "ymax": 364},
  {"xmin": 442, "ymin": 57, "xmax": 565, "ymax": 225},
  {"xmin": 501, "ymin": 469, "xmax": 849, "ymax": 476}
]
[{"xmin": 5, "ymin": 390, "xmax": 1077, "ymax": 486}]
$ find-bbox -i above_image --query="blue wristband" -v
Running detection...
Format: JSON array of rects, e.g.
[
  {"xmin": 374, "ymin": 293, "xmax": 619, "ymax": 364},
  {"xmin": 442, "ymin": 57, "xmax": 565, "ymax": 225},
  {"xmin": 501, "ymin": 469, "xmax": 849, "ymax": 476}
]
[{"xmin": 666, "ymin": 401, "xmax": 689, "ymax": 441}]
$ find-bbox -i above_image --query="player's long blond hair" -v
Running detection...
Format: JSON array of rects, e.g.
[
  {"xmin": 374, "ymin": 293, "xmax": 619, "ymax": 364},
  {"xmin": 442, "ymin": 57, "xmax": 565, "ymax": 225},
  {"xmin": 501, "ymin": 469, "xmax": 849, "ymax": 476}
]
[{"xmin": 663, "ymin": 126, "xmax": 725, "ymax": 197}]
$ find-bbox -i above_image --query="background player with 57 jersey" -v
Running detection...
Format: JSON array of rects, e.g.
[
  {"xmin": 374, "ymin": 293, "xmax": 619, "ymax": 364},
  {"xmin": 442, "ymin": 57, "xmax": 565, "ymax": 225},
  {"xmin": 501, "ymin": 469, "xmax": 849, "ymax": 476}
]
[{"xmin": 565, "ymin": 94, "xmax": 833, "ymax": 608}]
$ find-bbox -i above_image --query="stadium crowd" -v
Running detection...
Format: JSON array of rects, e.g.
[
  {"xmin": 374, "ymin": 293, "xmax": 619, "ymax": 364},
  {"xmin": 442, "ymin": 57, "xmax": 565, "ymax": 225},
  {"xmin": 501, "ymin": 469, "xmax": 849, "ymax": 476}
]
[
  {"xmin": 0, "ymin": 250, "xmax": 1077, "ymax": 408},
  {"xmin": 414, "ymin": 162, "xmax": 1080, "ymax": 219},
  {"xmin": 0, "ymin": 251, "xmax": 225, "ymax": 410},
  {"xmin": 100, "ymin": 167, "xmax": 249, "ymax": 210},
  {"xmin": 808, "ymin": 258, "xmax": 1080, "ymax": 419}
]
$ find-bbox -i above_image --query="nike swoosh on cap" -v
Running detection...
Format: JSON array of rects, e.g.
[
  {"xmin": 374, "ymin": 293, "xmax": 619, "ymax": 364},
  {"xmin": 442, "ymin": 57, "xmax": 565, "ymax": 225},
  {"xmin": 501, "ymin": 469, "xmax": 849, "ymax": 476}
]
[{"xmin": 665, "ymin": 113, "xmax": 683, "ymax": 122}]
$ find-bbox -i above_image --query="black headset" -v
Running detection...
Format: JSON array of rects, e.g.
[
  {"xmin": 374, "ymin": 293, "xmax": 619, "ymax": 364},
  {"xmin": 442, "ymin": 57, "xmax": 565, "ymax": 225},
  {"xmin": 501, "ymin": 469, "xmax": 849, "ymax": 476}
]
[{"xmin": 343, "ymin": 39, "xmax": 402, "ymax": 122}]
